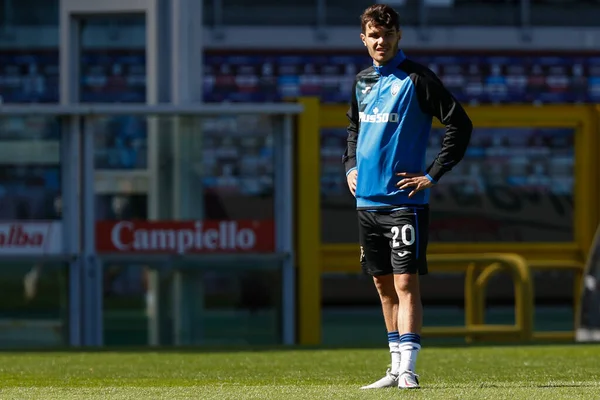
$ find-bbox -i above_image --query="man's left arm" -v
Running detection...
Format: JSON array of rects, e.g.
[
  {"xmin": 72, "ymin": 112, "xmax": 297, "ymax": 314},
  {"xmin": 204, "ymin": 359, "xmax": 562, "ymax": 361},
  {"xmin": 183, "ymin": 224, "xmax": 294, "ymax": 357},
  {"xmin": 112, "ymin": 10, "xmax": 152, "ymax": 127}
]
[{"xmin": 413, "ymin": 71, "xmax": 473, "ymax": 183}]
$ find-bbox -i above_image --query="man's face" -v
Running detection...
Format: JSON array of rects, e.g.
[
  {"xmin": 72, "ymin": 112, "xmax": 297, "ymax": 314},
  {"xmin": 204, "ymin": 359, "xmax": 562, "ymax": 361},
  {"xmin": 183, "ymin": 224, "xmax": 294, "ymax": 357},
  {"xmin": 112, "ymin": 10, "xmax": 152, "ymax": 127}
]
[{"xmin": 361, "ymin": 22, "xmax": 401, "ymax": 66}]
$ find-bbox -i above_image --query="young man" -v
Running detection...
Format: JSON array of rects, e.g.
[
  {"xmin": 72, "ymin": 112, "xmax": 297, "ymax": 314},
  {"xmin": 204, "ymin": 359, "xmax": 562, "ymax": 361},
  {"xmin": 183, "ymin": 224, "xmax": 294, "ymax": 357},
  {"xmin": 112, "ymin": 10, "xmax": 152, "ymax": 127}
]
[{"xmin": 343, "ymin": 4, "xmax": 473, "ymax": 390}]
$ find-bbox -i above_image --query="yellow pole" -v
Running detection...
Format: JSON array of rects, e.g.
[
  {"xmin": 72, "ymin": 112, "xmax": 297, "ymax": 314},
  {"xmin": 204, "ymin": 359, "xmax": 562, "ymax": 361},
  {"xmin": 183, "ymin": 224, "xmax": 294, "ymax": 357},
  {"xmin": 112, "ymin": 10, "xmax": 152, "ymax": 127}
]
[{"xmin": 296, "ymin": 97, "xmax": 321, "ymax": 345}]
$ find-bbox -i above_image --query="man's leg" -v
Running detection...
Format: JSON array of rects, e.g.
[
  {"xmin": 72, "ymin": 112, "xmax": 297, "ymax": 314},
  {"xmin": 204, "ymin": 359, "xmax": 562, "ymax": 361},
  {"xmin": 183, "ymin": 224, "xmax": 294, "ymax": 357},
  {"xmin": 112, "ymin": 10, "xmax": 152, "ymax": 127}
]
[
  {"xmin": 357, "ymin": 211, "xmax": 400, "ymax": 390},
  {"xmin": 373, "ymin": 275, "xmax": 398, "ymax": 332},
  {"xmin": 361, "ymin": 274, "xmax": 403, "ymax": 390},
  {"xmin": 386, "ymin": 207, "xmax": 429, "ymax": 389},
  {"xmin": 394, "ymin": 272, "xmax": 422, "ymax": 382},
  {"xmin": 373, "ymin": 274, "xmax": 401, "ymax": 374}
]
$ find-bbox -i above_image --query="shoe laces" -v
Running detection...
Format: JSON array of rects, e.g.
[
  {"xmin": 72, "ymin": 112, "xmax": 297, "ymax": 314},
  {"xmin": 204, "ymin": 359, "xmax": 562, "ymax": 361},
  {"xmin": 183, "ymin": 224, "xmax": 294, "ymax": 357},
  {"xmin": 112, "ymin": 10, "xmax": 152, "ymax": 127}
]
[
  {"xmin": 401, "ymin": 370, "xmax": 419, "ymax": 381},
  {"xmin": 385, "ymin": 368, "xmax": 399, "ymax": 379}
]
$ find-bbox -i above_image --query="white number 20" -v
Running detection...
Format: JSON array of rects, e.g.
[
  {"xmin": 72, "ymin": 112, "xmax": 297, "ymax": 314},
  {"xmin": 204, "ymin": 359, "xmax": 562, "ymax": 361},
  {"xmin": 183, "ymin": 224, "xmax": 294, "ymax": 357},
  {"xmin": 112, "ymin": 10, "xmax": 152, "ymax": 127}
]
[{"xmin": 391, "ymin": 225, "xmax": 415, "ymax": 248}]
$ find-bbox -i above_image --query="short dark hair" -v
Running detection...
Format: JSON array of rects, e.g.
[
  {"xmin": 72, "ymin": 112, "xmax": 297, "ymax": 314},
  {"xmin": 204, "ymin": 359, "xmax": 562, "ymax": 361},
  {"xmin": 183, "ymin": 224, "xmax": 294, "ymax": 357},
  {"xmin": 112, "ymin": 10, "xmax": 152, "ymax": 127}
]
[{"xmin": 360, "ymin": 4, "xmax": 400, "ymax": 33}]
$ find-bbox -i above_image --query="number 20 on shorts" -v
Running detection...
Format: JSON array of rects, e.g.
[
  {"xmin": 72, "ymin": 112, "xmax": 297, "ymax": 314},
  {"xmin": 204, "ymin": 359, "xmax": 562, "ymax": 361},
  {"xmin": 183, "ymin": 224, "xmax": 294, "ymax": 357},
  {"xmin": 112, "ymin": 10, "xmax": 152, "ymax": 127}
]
[{"xmin": 391, "ymin": 225, "xmax": 415, "ymax": 248}]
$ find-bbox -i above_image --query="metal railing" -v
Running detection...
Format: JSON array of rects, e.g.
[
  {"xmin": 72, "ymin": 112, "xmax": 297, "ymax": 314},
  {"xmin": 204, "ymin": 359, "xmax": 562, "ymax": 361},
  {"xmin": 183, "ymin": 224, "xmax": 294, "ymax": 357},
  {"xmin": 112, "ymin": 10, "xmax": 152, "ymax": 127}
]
[
  {"xmin": 322, "ymin": 248, "xmax": 535, "ymax": 342},
  {"xmin": 424, "ymin": 253, "xmax": 534, "ymax": 342},
  {"xmin": 321, "ymin": 247, "xmax": 588, "ymax": 343}
]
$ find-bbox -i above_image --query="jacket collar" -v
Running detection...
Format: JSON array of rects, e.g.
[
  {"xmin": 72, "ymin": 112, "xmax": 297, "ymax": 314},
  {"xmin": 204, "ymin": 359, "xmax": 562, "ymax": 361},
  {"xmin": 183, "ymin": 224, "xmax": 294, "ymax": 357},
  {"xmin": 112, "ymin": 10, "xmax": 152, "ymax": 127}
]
[{"xmin": 374, "ymin": 50, "xmax": 406, "ymax": 76}]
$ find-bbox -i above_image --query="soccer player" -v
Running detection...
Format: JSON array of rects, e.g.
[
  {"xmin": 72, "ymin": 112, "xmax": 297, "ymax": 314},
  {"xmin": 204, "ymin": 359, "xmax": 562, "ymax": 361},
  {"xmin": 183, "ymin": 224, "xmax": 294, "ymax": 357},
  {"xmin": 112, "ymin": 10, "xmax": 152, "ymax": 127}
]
[{"xmin": 343, "ymin": 4, "xmax": 473, "ymax": 389}]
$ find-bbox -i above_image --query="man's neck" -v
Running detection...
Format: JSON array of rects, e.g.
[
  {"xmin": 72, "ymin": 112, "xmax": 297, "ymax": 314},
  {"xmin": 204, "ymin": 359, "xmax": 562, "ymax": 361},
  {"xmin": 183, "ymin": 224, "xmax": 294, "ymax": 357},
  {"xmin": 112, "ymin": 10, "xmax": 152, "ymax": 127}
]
[{"xmin": 374, "ymin": 50, "xmax": 400, "ymax": 67}]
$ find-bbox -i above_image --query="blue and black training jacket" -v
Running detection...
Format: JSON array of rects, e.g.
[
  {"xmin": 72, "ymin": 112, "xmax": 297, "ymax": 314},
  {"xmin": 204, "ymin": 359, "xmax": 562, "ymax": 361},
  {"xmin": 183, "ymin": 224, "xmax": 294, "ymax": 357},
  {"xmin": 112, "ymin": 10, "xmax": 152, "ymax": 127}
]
[{"xmin": 343, "ymin": 50, "xmax": 473, "ymax": 210}]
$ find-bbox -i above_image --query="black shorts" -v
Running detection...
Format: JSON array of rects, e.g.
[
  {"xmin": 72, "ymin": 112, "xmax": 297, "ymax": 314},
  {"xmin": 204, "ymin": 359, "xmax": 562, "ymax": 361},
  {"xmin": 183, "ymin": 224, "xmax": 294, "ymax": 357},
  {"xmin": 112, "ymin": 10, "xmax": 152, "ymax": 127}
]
[{"xmin": 358, "ymin": 206, "xmax": 430, "ymax": 276}]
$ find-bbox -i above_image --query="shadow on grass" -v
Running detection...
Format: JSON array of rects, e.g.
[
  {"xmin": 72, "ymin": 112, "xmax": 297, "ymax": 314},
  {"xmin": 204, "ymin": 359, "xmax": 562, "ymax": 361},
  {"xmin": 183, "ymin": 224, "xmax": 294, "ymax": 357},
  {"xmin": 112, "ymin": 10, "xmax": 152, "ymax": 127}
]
[
  {"xmin": 477, "ymin": 382, "xmax": 600, "ymax": 389},
  {"xmin": 400, "ymin": 382, "xmax": 600, "ymax": 390}
]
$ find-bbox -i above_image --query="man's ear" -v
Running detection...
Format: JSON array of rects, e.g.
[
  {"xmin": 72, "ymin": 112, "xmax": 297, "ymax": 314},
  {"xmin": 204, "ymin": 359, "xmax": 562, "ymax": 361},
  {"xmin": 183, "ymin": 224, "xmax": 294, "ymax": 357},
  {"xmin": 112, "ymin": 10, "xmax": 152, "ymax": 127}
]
[
  {"xmin": 360, "ymin": 33, "xmax": 367, "ymax": 46},
  {"xmin": 397, "ymin": 28, "xmax": 402, "ymax": 42}
]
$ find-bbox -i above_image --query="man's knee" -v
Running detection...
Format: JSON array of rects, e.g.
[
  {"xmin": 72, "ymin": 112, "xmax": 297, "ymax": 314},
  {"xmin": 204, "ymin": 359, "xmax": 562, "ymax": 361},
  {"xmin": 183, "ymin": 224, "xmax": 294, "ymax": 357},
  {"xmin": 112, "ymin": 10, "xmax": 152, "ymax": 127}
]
[
  {"xmin": 373, "ymin": 274, "xmax": 397, "ymax": 300},
  {"xmin": 393, "ymin": 273, "xmax": 420, "ymax": 294}
]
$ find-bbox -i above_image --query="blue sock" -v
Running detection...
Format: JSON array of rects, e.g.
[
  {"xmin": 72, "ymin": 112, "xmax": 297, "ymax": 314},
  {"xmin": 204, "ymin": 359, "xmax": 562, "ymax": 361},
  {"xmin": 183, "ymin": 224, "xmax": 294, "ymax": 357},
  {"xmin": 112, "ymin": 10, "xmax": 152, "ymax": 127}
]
[{"xmin": 399, "ymin": 333, "xmax": 421, "ymax": 346}]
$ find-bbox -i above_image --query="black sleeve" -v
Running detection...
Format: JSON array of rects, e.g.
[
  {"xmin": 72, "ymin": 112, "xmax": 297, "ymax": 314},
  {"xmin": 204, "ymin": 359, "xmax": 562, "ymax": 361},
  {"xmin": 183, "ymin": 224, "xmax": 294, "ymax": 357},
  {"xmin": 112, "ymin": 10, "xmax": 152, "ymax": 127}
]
[
  {"xmin": 413, "ymin": 71, "xmax": 473, "ymax": 183},
  {"xmin": 342, "ymin": 78, "xmax": 359, "ymax": 175}
]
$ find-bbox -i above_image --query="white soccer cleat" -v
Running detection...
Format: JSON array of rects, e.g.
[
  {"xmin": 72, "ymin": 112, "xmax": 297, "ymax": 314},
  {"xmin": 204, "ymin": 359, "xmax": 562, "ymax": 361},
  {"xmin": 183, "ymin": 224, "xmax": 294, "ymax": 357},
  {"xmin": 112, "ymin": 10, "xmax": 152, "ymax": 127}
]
[
  {"xmin": 398, "ymin": 370, "xmax": 420, "ymax": 389},
  {"xmin": 360, "ymin": 368, "xmax": 398, "ymax": 389}
]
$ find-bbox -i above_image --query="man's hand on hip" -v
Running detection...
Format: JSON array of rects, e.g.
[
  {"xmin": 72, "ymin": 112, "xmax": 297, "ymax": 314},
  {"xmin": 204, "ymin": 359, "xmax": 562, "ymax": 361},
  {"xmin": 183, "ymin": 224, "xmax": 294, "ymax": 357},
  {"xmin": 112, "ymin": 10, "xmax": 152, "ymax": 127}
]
[
  {"xmin": 396, "ymin": 172, "xmax": 435, "ymax": 198},
  {"xmin": 347, "ymin": 169, "xmax": 358, "ymax": 197}
]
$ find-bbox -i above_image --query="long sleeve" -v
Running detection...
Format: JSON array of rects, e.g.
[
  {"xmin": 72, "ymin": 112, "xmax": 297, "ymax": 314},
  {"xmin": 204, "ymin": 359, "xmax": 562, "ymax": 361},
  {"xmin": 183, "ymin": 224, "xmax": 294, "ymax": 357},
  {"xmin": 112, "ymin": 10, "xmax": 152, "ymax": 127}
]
[
  {"xmin": 342, "ymin": 78, "xmax": 359, "ymax": 175},
  {"xmin": 413, "ymin": 71, "xmax": 473, "ymax": 182}
]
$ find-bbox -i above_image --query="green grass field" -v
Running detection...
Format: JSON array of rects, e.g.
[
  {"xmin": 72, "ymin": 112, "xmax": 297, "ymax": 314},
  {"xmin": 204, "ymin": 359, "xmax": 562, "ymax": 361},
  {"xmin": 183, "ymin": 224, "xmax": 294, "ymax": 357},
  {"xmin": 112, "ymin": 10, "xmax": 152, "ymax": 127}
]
[{"xmin": 0, "ymin": 344, "xmax": 599, "ymax": 399}]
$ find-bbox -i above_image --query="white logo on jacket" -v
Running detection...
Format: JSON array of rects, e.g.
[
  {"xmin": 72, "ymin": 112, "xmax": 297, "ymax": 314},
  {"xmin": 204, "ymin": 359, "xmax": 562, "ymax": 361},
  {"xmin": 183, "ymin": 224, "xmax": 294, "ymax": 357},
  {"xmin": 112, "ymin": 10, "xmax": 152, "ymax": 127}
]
[
  {"xmin": 359, "ymin": 107, "xmax": 400, "ymax": 124},
  {"xmin": 391, "ymin": 82, "xmax": 400, "ymax": 96}
]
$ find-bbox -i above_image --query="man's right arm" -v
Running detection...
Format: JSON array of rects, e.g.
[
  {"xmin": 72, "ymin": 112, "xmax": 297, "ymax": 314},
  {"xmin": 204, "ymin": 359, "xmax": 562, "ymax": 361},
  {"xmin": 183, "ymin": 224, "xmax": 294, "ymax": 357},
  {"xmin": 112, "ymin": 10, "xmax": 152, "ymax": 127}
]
[{"xmin": 342, "ymin": 78, "xmax": 359, "ymax": 176}]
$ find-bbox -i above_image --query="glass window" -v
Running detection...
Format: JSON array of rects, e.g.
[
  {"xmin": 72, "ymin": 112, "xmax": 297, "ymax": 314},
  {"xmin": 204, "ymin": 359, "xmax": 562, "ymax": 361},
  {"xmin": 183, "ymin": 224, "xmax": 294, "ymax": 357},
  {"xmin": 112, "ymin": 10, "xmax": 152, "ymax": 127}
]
[
  {"xmin": 89, "ymin": 114, "xmax": 277, "ymax": 221},
  {"xmin": 320, "ymin": 126, "xmax": 575, "ymax": 243},
  {"xmin": 0, "ymin": 0, "xmax": 59, "ymax": 103},
  {"xmin": 428, "ymin": 127, "xmax": 574, "ymax": 242},
  {"xmin": 0, "ymin": 0, "xmax": 59, "ymax": 26},
  {"xmin": 100, "ymin": 263, "xmax": 283, "ymax": 346},
  {"xmin": 0, "ymin": 116, "xmax": 61, "ymax": 220},
  {"xmin": 80, "ymin": 14, "xmax": 148, "ymax": 179},
  {"xmin": 79, "ymin": 15, "xmax": 146, "ymax": 103},
  {"xmin": 199, "ymin": 115, "xmax": 275, "ymax": 220},
  {"xmin": 102, "ymin": 261, "xmax": 150, "ymax": 346},
  {"xmin": 0, "ymin": 262, "xmax": 69, "ymax": 347},
  {"xmin": 168, "ymin": 266, "xmax": 283, "ymax": 345},
  {"xmin": 93, "ymin": 114, "xmax": 280, "ymax": 345},
  {"xmin": 93, "ymin": 116, "xmax": 148, "ymax": 170},
  {"xmin": 0, "ymin": 51, "xmax": 58, "ymax": 103}
]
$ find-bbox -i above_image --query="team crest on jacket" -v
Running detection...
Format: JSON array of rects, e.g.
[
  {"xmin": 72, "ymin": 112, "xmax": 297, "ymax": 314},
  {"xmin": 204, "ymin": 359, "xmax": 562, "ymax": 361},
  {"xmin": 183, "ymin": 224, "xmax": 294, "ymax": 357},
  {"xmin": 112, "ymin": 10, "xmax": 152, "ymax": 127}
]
[{"xmin": 391, "ymin": 82, "xmax": 400, "ymax": 96}]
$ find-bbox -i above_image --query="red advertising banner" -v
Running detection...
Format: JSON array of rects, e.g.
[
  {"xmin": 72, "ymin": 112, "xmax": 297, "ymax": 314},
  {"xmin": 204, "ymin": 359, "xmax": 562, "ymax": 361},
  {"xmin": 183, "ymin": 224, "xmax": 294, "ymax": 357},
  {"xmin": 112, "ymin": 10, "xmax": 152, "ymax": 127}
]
[{"xmin": 96, "ymin": 220, "xmax": 275, "ymax": 254}]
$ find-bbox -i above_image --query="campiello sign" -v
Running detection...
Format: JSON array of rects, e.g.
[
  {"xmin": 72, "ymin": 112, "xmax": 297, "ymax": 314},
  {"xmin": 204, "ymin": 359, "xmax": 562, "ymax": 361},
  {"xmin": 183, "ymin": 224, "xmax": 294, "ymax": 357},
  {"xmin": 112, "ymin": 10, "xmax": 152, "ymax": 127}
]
[{"xmin": 95, "ymin": 220, "xmax": 275, "ymax": 254}]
